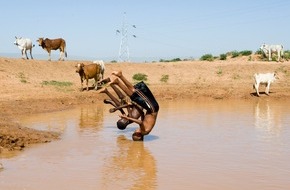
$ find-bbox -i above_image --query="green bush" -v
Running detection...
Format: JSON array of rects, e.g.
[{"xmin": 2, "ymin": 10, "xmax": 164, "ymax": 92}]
[
  {"xmin": 132, "ymin": 73, "xmax": 148, "ymax": 81},
  {"xmin": 160, "ymin": 58, "xmax": 182, "ymax": 62},
  {"xmin": 220, "ymin": 54, "xmax": 227, "ymax": 60},
  {"xmin": 255, "ymin": 49, "xmax": 263, "ymax": 55},
  {"xmin": 18, "ymin": 72, "xmax": 28, "ymax": 83},
  {"xmin": 240, "ymin": 50, "xmax": 252, "ymax": 56},
  {"xmin": 216, "ymin": 67, "xmax": 223, "ymax": 76},
  {"xmin": 41, "ymin": 80, "xmax": 73, "ymax": 87},
  {"xmin": 284, "ymin": 50, "xmax": 290, "ymax": 60},
  {"xmin": 200, "ymin": 54, "xmax": 214, "ymax": 61},
  {"xmin": 160, "ymin": 74, "xmax": 169, "ymax": 83},
  {"xmin": 231, "ymin": 51, "xmax": 240, "ymax": 58}
]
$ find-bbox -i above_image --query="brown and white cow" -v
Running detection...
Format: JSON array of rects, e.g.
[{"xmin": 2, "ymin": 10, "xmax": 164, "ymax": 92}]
[
  {"xmin": 37, "ymin": 38, "xmax": 67, "ymax": 61},
  {"xmin": 75, "ymin": 63, "xmax": 102, "ymax": 91}
]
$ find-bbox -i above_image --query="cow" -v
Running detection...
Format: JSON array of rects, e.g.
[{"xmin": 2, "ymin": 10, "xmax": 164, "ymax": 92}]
[
  {"xmin": 260, "ymin": 44, "xmax": 284, "ymax": 62},
  {"xmin": 92, "ymin": 60, "xmax": 105, "ymax": 79},
  {"xmin": 14, "ymin": 36, "xmax": 34, "ymax": 59},
  {"xmin": 37, "ymin": 38, "xmax": 67, "ymax": 61},
  {"xmin": 75, "ymin": 63, "xmax": 102, "ymax": 91},
  {"xmin": 253, "ymin": 72, "xmax": 278, "ymax": 97}
]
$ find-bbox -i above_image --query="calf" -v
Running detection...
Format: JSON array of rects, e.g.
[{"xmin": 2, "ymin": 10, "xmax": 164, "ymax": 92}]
[
  {"xmin": 253, "ymin": 72, "xmax": 278, "ymax": 96},
  {"xmin": 75, "ymin": 63, "xmax": 102, "ymax": 91}
]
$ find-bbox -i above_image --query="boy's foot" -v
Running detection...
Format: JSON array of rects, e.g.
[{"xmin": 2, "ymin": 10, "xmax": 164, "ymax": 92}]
[
  {"xmin": 97, "ymin": 87, "xmax": 108, "ymax": 93},
  {"xmin": 111, "ymin": 71, "xmax": 122, "ymax": 77}
]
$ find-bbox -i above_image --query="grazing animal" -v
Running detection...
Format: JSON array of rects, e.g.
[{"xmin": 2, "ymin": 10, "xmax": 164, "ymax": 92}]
[
  {"xmin": 92, "ymin": 60, "xmax": 105, "ymax": 79},
  {"xmin": 37, "ymin": 38, "xmax": 67, "ymax": 61},
  {"xmin": 253, "ymin": 72, "xmax": 278, "ymax": 97},
  {"xmin": 260, "ymin": 44, "xmax": 284, "ymax": 62},
  {"xmin": 14, "ymin": 36, "xmax": 34, "ymax": 59},
  {"xmin": 75, "ymin": 63, "xmax": 102, "ymax": 91}
]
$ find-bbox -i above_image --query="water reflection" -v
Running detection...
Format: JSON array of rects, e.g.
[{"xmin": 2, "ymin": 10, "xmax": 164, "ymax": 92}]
[
  {"xmin": 101, "ymin": 135, "xmax": 157, "ymax": 190},
  {"xmin": 254, "ymin": 100, "xmax": 282, "ymax": 136},
  {"xmin": 79, "ymin": 105, "xmax": 104, "ymax": 129}
]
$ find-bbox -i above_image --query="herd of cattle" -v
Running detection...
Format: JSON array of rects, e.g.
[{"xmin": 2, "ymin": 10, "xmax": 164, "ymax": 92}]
[
  {"xmin": 13, "ymin": 36, "xmax": 286, "ymax": 62},
  {"xmin": 14, "ymin": 36, "xmax": 67, "ymax": 61},
  {"xmin": 12, "ymin": 36, "xmax": 284, "ymax": 97}
]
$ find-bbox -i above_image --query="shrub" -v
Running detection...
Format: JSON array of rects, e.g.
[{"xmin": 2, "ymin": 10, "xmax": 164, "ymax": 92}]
[
  {"xmin": 284, "ymin": 50, "xmax": 290, "ymax": 60},
  {"xmin": 200, "ymin": 54, "xmax": 214, "ymax": 61},
  {"xmin": 41, "ymin": 80, "xmax": 73, "ymax": 87},
  {"xmin": 220, "ymin": 54, "xmax": 227, "ymax": 60},
  {"xmin": 231, "ymin": 51, "xmax": 240, "ymax": 58},
  {"xmin": 255, "ymin": 49, "xmax": 263, "ymax": 55},
  {"xmin": 18, "ymin": 72, "xmax": 28, "ymax": 83},
  {"xmin": 160, "ymin": 74, "xmax": 169, "ymax": 83},
  {"xmin": 160, "ymin": 58, "xmax": 182, "ymax": 62},
  {"xmin": 132, "ymin": 73, "xmax": 148, "ymax": 81},
  {"xmin": 216, "ymin": 67, "xmax": 223, "ymax": 76},
  {"xmin": 240, "ymin": 50, "xmax": 252, "ymax": 56}
]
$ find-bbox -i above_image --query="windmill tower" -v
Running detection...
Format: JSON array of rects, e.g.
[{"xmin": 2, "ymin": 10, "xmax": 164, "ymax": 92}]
[{"xmin": 117, "ymin": 12, "xmax": 130, "ymax": 62}]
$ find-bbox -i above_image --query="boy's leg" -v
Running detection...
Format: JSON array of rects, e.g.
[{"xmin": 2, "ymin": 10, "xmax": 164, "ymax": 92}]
[
  {"xmin": 99, "ymin": 88, "xmax": 121, "ymax": 106},
  {"xmin": 111, "ymin": 71, "xmax": 135, "ymax": 92},
  {"xmin": 110, "ymin": 84, "xmax": 125, "ymax": 100},
  {"xmin": 110, "ymin": 77, "xmax": 134, "ymax": 97}
]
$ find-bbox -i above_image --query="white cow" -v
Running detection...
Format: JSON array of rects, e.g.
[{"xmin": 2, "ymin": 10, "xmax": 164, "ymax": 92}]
[
  {"xmin": 14, "ymin": 36, "xmax": 35, "ymax": 59},
  {"xmin": 93, "ymin": 60, "xmax": 105, "ymax": 79},
  {"xmin": 253, "ymin": 72, "xmax": 278, "ymax": 97},
  {"xmin": 260, "ymin": 44, "xmax": 284, "ymax": 62}
]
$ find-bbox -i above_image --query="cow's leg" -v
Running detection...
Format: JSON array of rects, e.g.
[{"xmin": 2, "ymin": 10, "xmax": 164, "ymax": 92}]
[
  {"xmin": 93, "ymin": 74, "xmax": 101, "ymax": 90},
  {"xmin": 29, "ymin": 48, "xmax": 33, "ymax": 59},
  {"xmin": 59, "ymin": 48, "xmax": 65, "ymax": 61},
  {"xmin": 86, "ymin": 78, "xmax": 89, "ymax": 91},
  {"xmin": 48, "ymin": 51, "xmax": 51, "ymax": 61},
  {"xmin": 21, "ymin": 49, "xmax": 25, "ymax": 59},
  {"xmin": 59, "ymin": 50, "xmax": 63, "ymax": 61},
  {"xmin": 265, "ymin": 82, "xmax": 271, "ymax": 95},
  {"xmin": 255, "ymin": 83, "xmax": 260, "ymax": 97},
  {"xmin": 277, "ymin": 51, "xmax": 280, "ymax": 62},
  {"xmin": 80, "ymin": 78, "xmax": 84, "ymax": 91},
  {"xmin": 24, "ymin": 49, "xmax": 29, "ymax": 59},
  {"xmin": 268, "ymin": 49, "xmax": 272, "ymax": 61}
]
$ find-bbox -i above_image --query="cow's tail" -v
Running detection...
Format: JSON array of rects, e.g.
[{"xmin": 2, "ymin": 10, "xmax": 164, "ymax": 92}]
[{"xmin": 65, "ymin": 51, "xmax": 67, "ymax": 58}]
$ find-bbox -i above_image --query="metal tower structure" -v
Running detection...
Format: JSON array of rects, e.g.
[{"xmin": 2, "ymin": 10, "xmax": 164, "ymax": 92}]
[{"xmin": 118, "ymin": 12, "xmax": 130, "ymax": 62}]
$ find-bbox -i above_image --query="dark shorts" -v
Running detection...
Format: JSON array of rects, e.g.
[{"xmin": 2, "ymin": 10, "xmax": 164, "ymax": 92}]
[{"xmin": 130, "ymin": 81, "xmax": 159, "ymax": 113}]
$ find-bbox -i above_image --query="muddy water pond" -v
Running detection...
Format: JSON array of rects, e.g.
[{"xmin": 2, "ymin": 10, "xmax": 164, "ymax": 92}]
[{"xmin": 1, "ymin": 99, "xmax": 290, "ymax": 190}]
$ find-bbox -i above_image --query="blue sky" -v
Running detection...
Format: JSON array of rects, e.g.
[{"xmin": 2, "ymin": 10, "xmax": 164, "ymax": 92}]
[{"xmin": 0, "ymin": 0, "xmax": 289, "ymax": 61}]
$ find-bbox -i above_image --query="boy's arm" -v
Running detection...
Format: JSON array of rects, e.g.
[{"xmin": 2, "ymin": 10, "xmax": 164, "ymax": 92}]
[
  {"xmin": 119, "ymin": 114, "xmax": 142, "ymax": 125},
  {"xmin": 109, "ymin": 104, "xmax": 132, "ymax": 113}
]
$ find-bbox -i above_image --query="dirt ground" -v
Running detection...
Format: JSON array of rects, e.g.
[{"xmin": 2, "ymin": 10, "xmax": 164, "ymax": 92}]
[{"xmin": 1, "ymin": 56, "xmax": 290, "ymax": 153}]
